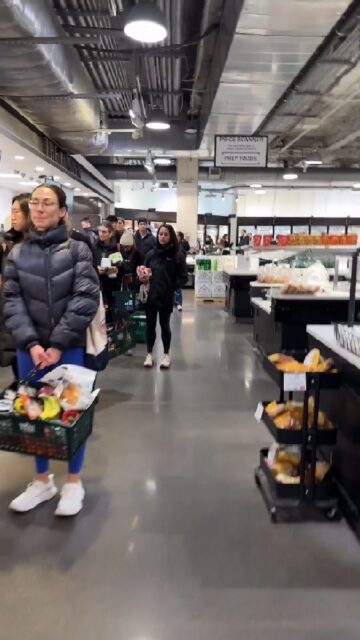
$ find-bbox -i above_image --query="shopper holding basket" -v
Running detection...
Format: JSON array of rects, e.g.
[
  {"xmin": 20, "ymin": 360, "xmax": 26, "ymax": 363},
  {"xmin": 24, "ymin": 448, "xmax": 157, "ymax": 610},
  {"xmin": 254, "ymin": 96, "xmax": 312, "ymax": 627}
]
[
  {"xmin": 3, "ymin": 184, "xmax": 99, "ymax": 516},
  {"xmin": 141, "ymin": 224, "xmax": 187, "ymax": 369}
]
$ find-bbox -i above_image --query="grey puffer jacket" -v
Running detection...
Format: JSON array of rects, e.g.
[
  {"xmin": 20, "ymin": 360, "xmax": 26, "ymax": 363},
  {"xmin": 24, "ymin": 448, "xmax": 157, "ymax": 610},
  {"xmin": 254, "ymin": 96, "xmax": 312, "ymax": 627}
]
[{"xmin": 3, "ymin": 224, "xmax": 99, "ymax": 352}]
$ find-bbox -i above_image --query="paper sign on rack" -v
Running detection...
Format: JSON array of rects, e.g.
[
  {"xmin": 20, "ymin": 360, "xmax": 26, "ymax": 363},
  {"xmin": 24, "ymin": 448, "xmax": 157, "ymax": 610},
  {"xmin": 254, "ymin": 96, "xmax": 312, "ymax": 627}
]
[
  {"xmin": 254, "ymin": 402, "xmax": 264, "ymax": 422},
  {"xmin": 283, "ymin": 372, "xmax": 307, "ymax": 392}
]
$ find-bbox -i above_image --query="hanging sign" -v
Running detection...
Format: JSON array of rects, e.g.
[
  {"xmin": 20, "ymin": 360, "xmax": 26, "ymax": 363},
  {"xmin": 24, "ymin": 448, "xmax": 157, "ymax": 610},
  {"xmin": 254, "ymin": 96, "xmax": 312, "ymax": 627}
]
[{"xmin": 214, "ymin": 135, "xmax": 268, "ymax": 168}]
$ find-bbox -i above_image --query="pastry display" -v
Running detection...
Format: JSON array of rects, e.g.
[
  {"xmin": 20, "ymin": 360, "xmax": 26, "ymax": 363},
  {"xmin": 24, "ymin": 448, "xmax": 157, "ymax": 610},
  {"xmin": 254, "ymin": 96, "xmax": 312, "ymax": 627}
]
[
  {"xmin": 265, "ymin": 398, "xmax": 335, "ymax": 431},
  {"xmin": 268, "ymin": 350, "xmax": 335, "ymax": 374},
  {"xmin": 267, "ymin": 446, "xmax": 330, "ymax": 484},
  {"xmin": 281, "ymin": 283, "xmax": 319, "ymax": 295}
]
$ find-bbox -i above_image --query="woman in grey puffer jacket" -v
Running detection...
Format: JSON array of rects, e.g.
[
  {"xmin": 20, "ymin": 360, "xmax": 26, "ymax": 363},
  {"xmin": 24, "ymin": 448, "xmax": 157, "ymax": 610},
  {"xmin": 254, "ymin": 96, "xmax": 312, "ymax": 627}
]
[{"xmin": 3, "ymin": 184, "xmax": 99, "ymax": 517}]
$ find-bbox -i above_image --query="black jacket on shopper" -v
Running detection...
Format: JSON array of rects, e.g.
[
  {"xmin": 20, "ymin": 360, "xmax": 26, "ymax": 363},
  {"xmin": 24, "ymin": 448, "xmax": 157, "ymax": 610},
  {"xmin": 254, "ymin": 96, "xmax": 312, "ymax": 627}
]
[
  {"xmin": 145, "ymin": 245, "xmax": 187, "ymax": 313},
  {"xmin": 3, "ymin": 224, "xmax": 99, "ymax": 352},
  {"xmin": 134, "ymin": 229, "xmax": 156, "ymax": 262}
]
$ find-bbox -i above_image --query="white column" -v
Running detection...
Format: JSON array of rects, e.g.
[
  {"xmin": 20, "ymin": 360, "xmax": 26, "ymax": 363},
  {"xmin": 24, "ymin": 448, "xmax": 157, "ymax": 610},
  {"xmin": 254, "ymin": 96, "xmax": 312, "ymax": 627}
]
[{"xmin": 176, "ymin": 157, "xmax": 198, "ymax": 247}]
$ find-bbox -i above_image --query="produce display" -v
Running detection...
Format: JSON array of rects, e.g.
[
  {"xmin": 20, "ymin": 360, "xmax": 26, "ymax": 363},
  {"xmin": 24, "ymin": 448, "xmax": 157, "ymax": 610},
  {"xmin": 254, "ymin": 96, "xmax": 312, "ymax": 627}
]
[
  {"xmin": 265, "ymin": 398, "xmax": 334, "ymax": 431},
  {"xmin": 267, "ymin": 446, "xmax": 330, "ymax": 485},
  {"xmin": 268, "ymin": 349, "xmax": 335, "ymax": 373}
]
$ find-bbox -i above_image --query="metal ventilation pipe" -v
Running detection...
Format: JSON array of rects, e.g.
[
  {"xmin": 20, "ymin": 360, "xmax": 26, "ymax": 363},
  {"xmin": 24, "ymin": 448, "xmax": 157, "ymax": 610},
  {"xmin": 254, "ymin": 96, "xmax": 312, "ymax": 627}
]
[{"xmin": 0, "ymin": 0, "xmax": 108, "ymax": 154}]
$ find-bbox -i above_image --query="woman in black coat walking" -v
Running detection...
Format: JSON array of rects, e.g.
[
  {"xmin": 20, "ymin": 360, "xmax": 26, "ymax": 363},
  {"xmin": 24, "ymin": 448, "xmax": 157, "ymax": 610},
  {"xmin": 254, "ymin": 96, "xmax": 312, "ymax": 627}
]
[{"xmin": 141, "ymin": 224, "xmax": 187, "ymax": 369}]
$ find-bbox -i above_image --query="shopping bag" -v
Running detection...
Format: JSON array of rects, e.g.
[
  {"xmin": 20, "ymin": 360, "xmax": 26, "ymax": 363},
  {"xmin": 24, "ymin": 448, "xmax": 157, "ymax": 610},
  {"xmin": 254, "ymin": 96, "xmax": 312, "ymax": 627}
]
[{"xmin": 85, "ymin": 292, "xmax": 109, "ymax": 371}]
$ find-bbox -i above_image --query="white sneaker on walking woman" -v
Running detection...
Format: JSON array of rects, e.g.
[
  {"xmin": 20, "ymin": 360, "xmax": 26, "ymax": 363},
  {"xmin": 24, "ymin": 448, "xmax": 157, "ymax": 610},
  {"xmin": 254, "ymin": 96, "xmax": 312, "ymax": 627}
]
[
  {"xmin": 55, "ymin": 481, "xmax": 85, "ymax": 517},
  {"xmin": 144, "ymin": 354, "xmax": 153, "ymax": 368},
  {"xmin": 9, "ymin": 475, "xmax": 58, "ymax": 512},
  {"xmin": 160, "ymin": 354, "xmax": 171, "ymax": 369}
]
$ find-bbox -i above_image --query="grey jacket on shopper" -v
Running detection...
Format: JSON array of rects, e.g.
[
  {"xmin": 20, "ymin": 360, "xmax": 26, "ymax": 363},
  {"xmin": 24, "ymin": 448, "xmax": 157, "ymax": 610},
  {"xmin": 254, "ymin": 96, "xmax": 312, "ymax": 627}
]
[{"xmin": 3, "ymin": 224, "xmax": 99, "ymax": 352}]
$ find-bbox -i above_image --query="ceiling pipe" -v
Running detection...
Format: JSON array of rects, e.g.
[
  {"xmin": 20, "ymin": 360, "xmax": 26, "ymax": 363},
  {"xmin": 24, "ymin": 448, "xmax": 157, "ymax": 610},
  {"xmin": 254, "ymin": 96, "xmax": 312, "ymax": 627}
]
[{"xmin": 0, "ymin": 0, "xmax": 108, "ymax": 154}]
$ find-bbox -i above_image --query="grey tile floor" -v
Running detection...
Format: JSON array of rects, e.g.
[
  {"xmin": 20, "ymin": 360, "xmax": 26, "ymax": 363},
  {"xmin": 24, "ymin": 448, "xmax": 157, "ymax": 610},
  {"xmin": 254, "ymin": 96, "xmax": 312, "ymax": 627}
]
[{"xmin": 0, "ymin": 294, "xmax": 360, "ymax": 639}]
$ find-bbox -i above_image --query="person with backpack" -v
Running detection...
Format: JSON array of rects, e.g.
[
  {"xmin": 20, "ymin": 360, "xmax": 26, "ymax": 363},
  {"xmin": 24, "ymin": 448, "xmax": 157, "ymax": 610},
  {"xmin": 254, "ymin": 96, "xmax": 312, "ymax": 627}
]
[
  {"xmin": 3, "ymin": 184, "xmax": 99, "ymax": 517},
  {"xmin": 140, "ymin": 224, "xmax": 187, "ymax": 370}
]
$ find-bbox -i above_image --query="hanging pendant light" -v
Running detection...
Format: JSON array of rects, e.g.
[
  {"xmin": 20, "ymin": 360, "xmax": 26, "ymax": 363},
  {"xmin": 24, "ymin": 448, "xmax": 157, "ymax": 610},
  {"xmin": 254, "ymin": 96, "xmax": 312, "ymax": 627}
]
[
  {"xmin": 146, "ymin": 108, "xmax": 170, "ymax": 130},
  {"xmin": 124, "ymin": 2, "xmax": 167, "ymax": 44}
]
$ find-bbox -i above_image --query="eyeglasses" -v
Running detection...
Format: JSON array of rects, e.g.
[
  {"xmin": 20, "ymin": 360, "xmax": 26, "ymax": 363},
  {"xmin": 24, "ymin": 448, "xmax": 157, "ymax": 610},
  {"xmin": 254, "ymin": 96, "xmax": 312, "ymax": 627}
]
[{"xmin": 29, "ymin": 199, "xmax": 57, "ymax": 209}]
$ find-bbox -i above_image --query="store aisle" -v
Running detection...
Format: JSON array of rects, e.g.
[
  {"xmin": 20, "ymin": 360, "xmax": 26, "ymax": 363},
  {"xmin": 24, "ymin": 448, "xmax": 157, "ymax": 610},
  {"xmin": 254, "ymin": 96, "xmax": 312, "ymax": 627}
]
[{"xmin": 1, "ymin": 296, "xmax": 360, "ymax": 639}]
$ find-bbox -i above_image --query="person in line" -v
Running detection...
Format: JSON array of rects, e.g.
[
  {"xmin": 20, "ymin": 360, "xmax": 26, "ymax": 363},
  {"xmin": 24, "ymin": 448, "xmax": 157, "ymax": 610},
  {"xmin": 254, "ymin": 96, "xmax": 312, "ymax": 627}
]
[
  {"xmin": 0, "ymin": 194, "xmax": 31, "ymax": 376},
  {"xmin": 3, "ymin": 184, "xmax": 99, "ymax": 516},
  {"xmin": 118, "ymin": 230, "xmax": 142, "ymax": 291},
  {"xmin": 174, "ymin": 231, "xmax": 190, "ymax": 311},
  {"xmin": 134, "ymin": 217, "xmax": 156, "ymax": 262},
  {"xmin": 94, "ymin": 221, "xmax": 120, "ymax": 321},
  {"xmin": 116, "ymin": 217, "xmax": 126, "ymax": 245},
  {"xmin": 204, "ymin": 234, "xmax": 215, "ymax": 253},
  {"xmin": 141, "ymin": 224, "xmax": 187, "ymax": 370},
  {"xmin": 239, "ymin": 229, "xmax": 250, "ymax": 246},
  {"xmin": 106, "ymin": 214, "xmax": 118, "ymax": 235},
  {"xmin": 80, "ymin": 216, "xmax": 99, "ymax": 246}
]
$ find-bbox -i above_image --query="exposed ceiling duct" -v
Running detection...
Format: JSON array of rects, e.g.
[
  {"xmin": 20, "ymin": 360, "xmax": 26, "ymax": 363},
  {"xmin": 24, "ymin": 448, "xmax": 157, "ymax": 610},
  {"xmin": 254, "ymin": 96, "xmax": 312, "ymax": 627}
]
[
  {"xmin": 0, "ymin": 0, "xmax": 108, "ymax": 154},
  {"xmin": 200, "ymin": 0, "xmax": 353, "ymax": 156}
]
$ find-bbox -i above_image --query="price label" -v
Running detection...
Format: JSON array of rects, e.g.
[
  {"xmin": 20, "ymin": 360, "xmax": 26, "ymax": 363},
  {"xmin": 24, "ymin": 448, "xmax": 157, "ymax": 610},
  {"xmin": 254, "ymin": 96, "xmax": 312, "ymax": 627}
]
[
  {"xmin": 283, "ymin": 372, "xmax": 307, "ymax": 392},
  {"xmin": 254, "ymin": 402, "xmax": 264, "ymax": 422}
]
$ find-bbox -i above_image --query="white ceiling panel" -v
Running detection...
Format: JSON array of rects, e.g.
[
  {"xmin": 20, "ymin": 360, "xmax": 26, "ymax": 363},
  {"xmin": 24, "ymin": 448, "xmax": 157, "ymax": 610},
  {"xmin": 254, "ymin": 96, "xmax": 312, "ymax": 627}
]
[{"xmin": 202, "ymin": 0, "xmax": 353, "ymax": 149}]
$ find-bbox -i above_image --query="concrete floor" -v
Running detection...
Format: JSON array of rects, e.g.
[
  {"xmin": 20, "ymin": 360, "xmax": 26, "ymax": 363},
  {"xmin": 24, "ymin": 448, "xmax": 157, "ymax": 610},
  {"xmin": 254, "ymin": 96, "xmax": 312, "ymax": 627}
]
[{"xmin": 1, "ymin": 295, "xmax": 360, "ymax": 639}]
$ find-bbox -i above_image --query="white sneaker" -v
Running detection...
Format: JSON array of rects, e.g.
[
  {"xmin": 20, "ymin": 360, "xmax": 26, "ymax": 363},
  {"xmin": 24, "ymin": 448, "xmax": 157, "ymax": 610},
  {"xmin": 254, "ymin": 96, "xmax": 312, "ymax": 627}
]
[
  {"xmin": 9, "ymin": 475, "xmax": 58, "ymax": 512},
  {"xmin": 160, "ymin": 354, "xmax": 171, "ymax": 369},
  {"xmin": 55, "ymin": 481, "xmax": 85, "ymax": 517},
  {"xmin": 177, "ymin": 305, "xmax": 183, "ymax": 312},
  {"xmin": 144, "ymin": 354, "xmax": 153, "ymax": 368}
]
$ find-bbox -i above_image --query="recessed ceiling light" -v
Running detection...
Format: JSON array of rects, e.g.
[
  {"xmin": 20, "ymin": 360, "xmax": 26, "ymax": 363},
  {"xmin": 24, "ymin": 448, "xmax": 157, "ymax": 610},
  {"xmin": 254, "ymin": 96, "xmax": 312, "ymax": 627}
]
[
  {"xmin": 74, "ymin": 187, "xmax": 81, "ymax": 191},
  {"xmin": 185, "ymin": 126, "xmax": 197, "ymax": 135},
  {"xmin": 283, "ymin": 172, "xmax": 298, "ymax": 180},
  {"xmin": 19, "ymin": 180, "xmax": 40, "ymax": 186},
  {"xmin": 0, "ymin": 173, "xmax": 21, "ymax": 178},
  {"xmin": 154, "ymin": 158, "xmax": 172, "ymax": 166},
  {"xmin": 305, "ymin": 159, "xmax": 323, "ymax": 166},
  {"xmin": 255, "ymin": 189, "xmax": 267, "ymax": 195},
  {"xmin": 54, "ymin": 176, "xmax": 60, "ymax": 180},
  {"xmin": 64, "ymin": 182, "xmax": 72, "ymax": 187},
  {"xmin": 124, "ymin": 2, "xmax": 167, "ymax": 44},
  {"xmin": 249, "ymin": 183, "xmax": 263, "ymax": 189},
  {"xmin": 353, "ymin": 183, "xmax": 360, "ymax": 189},
  {"xmin": 14, "ymin": 155, "xmax": 24, "ymax": 160},
  {"xmin": 35, "ymin": 166, "xmax": 45, "ymax": 172},
  {"xmin": 83, "ymin": 192, "xmax": 89, "ymax": 196}
]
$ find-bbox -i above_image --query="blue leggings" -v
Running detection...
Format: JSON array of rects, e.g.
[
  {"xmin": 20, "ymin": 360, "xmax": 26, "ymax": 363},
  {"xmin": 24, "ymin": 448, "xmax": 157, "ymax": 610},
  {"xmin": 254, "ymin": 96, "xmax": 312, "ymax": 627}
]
[{"xmin": 17, "ymin": 348, "xmax": 86, "ymax": 475}]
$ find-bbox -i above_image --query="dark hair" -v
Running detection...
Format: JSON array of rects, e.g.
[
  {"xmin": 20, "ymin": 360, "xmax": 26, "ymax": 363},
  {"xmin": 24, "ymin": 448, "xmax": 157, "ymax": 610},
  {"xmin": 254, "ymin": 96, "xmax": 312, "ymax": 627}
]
[
  {"xmin": 99, "ymin": 221, "xmax": 113, "ymax": 234},
  {"xmin": 11, "ymin": 193, "xmax": 31, "ymax": 220},
  {"xmin": 106, "ymin": 214, "xmax": 118, "ymax": 223},
  {"xmin": 32, "ymin": 183, "xmax": 67, "ymax": 208},
  {"xmin": 137, "ymin": 217, "xmax": 147, "ymax": 224},
  {"xmin": 177, "ymin": 231, "xmax": 184, "ymax": 240},
  {"xmin": 157, "ymin": 224, "xmax": 179, "ymax": 251},
  {"xmin": 81, "ymin": 216, "xmax": 91, "ymax": 223}
]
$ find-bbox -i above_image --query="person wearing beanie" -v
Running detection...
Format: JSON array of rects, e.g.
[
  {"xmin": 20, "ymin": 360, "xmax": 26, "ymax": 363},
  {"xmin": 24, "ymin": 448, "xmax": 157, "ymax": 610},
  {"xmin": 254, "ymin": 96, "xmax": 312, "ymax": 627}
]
[
  {"xmin": 134, "ymin": 217, "xmax": 156, "ymax": 262},
  {"xmin": 119, "ymin": 230, "xmax": 142, "ymax": 291}
]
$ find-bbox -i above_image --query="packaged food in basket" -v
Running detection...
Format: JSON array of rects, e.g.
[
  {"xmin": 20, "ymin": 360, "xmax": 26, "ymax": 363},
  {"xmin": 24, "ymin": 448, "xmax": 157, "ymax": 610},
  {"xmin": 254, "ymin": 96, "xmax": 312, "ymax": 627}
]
[{"xmin": 267, "ymin": 445, "xmax": 301, "ymax": 483}]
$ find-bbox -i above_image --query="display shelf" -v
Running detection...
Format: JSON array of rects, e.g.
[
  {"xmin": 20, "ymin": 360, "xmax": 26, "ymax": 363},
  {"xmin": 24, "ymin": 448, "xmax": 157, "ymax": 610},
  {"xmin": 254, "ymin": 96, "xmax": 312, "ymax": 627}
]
[
  {"xmin": 262, "ymin": 354, "xmax": 341, "ymax": 391},
  {"xmin": 260, "ymin": 402, "xmax": 337, "ymax": 446}
]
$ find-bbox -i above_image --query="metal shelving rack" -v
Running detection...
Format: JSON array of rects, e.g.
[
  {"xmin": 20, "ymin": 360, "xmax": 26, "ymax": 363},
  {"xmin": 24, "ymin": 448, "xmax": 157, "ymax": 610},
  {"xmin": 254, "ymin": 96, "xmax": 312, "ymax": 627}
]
[{"xmin": 255, "ymin": 355, "xmax": 341, "ymax": 523}]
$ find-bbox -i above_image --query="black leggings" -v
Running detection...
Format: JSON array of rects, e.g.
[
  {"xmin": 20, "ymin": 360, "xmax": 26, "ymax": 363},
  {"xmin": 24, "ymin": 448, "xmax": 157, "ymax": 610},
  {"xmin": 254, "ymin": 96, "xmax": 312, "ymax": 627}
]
[{"xmin": 146, "ymin": 305, "xmax": 171, "ymax": 354}]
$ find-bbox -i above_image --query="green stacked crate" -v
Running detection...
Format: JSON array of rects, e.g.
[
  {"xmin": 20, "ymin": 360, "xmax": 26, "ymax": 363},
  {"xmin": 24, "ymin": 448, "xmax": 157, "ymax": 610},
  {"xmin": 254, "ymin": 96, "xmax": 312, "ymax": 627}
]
[{"xmin": 132, "ymin": 311, "xmax": 147, "ymax": 343}]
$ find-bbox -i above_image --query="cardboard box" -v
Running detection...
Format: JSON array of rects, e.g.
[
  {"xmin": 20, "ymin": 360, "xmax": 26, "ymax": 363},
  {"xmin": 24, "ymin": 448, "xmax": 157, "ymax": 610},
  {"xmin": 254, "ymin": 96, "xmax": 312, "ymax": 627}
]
[{"xmin": 195, "ymin": 283, "xmax": 213, "ymax": 297}]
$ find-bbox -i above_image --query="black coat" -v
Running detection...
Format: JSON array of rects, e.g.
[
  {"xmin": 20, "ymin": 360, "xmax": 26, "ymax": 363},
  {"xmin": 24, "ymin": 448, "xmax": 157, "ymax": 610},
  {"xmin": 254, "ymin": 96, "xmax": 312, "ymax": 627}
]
[
  {"xmin": 145, "ymin": 245, "xmax": 187, "ymax": 312},
  {"xmin": 134, "ymin": 230, "xmax": 156, "ymax": 262},
  {"xmin": 118, "ymin": 246, "xmax": 142, "ymax": 291},
  {"xmin": 0, "ymin": 230, "xmax": 23, "ymax": 367},
  {"xmin": 4, "ymin": 224, "xmax": 99, "ymax": 352}
]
